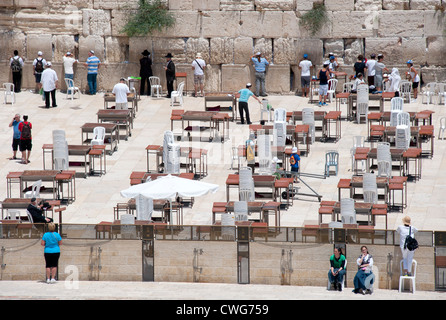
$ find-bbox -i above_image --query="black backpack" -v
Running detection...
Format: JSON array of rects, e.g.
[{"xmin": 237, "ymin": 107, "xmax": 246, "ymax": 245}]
[
  {"xmin": 11, "ymin": 57, "xmax": 22, "ymax": 73},
  {"xmin": 404, "ymin": 226, "xmax": 419, "ymax": 251},
  {"xmin": 35, "ymin": 58, "xmax": 44, "ymax": 73},
  {"xmin": 21, "ymin": 122, "xmax": 31, "ymax": 139}
]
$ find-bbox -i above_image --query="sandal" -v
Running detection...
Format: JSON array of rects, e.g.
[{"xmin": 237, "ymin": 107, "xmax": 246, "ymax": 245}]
[{"xmin": 8, "ymin": 156, "xmax": 18, "ymax": 160}]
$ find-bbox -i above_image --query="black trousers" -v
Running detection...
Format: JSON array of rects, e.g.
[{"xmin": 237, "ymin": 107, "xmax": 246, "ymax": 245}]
[
  {"xmin": 140, "ymin": 75, "xmax": 151, "ymax": 96},
  {"xmin": 167, "ymin": 80, "xmax": 174, "ymax": 98},
  {"xmin": 44, "ymin": 89, "xmax": 57, "ymax": 108},
  {"xmin": 239, "ymin": 101, "xmax": 251, "ymax": 124},
  {"xmin": 12, "ymin": 72, "xmax": 22, "ymax": 92}
]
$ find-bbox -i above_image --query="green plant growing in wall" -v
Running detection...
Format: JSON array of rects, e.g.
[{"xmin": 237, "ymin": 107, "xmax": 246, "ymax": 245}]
[
  {"xmin": 299, "ymin": 2, "xmax": 329, "ymax": 37},
  {"xmin": 121, "ymin": 0, "xmax": 175, "ymax": 37}
]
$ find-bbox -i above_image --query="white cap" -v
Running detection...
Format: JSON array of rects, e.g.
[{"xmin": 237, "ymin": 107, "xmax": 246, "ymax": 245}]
[
  {"xmin": 46, "ymin": 61, "xmax": 52, "ymax": 66},
  {"xmin": 256, "ymin": 52, "xmax": 261, "ymax": 56},
  {"xmin": 37, "ymin": 51, "xmax": 43, "ymax": 56},
  {"xmin": 66, "ymin": 51, "xmax": 71, "ymax": 55},
  {"xmin": 292, "ymin": 147, "xmax": 298, "ymax": 153},
  {"xmin": 89, "ymin": 50, "xmax": 95, "ymax": 54},
  {"xmin": 246, "ymin": 83, "xmax": 252, "ymax": 87}
]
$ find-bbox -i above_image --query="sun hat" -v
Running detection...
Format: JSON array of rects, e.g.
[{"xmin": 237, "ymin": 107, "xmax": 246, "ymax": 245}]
[
  {"xmin": 196, "ymin": 52, "xmax": 202, "ymax": 58},
  {"xmin": 402, "ymin": 216, "xmax": 411, "ymax": 225}
]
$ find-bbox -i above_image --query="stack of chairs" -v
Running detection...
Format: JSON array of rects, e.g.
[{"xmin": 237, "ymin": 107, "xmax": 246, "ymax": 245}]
[
  {"xmin": 239, "ymin": 166, "xmax": 255, "ymax": 202},
  {"xmin": 257, "ymin": 132, "xmax": 272, "ymax": 175},
  {"xmin": 340, "ymin": 198, "xmax": 356, "ymax": 224},
  {"xmin": 377, "ymin": 142, "xmax": 392, "ymax": 177},
  {"xmin": 273, "ymin": 108, "xmax": 287, "ymax": 147},
  {"xmin": 356, "ymin": 84, "xmax": 369, "ymax": 124},
  {"xmin": 163, "ymin": 130, "xmax": 180, "ymax": 174},
  {"xmin": 134, "ymin": 194, "xmax": 154, "ymax": 221},
  {"xmin": 234, "ymin": 201, "xmax": 248, "ymax": 222},
  {"xmin": 396, "ymin": 112, "xmax": 411, "ymax": 150},
  {"xmin": 363, "ymin": 173, "xmax": 378, "ymax": 204},
  {"xmin": 53, "ymin": 130, "xmax": 69, "ymax": 171},
  {"xmin": 302, "ymin": 107, "xmax": 315, "ymax": 144}
]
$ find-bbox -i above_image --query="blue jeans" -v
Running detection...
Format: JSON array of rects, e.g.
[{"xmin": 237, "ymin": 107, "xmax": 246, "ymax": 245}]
[
  {"xmin": 87, "ymin": 73, "xmax": 97, "ymax": 95},
  {"xmin": 328, "ymin": 268, "xmax": 346, "ymax": 285}
]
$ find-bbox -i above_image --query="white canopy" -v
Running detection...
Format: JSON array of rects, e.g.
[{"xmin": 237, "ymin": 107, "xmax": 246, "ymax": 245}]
[{"xmin": 120, "ymin": 174, "xmax": 219, "ymax": 200}]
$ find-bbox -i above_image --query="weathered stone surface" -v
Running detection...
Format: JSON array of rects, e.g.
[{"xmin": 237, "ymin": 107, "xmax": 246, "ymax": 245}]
[
  {"xmin": 343, "ymin": 39, "xmax": 364, "ymax": 65},
  {"xmin": 233, "ymin": 37, "xmax": 254, "ymax": 64},
  {"xmin": 105, "ymin": 36, "xmax": 128, "ymax": 63},
  {"xmin": 325, "ymin": 0, "xmax": 355, "ymax": 11},
  {"xmin": 185, "ymin": 38, "xmax": 210, "ymax": 62},
  {"xmin": 378, "ymin": 10, "xmax": 425, "ymax": 37},
  {"xmin": 410, "ymin": 0, "xmax": 442, "ymax": 10},
  {"xmin": 255, "ymin": 0, "xmax": 295, "ymax": 11},
  {"xmin": 52, "ymin": 35, "xmax": 78, "ymax": 62},
  {"xmin": 424, "ymin": 10, "xmax": 446, "ymax": 37},
  {"xmin": 0, "ymin": 31, "xmax": 26, "ymax": 61},
  {"xmin": 295, "ymin": 39, "xmax": 323, "ymax": 66},
  {"xmin": 220, "ymin": 0, "xmax": 255, "ymax": 11},
  {"xmin": 210, "ymin": 37, "xmax": 234, "ymax": 64},
  {"xmin": 331, "ymin": 11, "xmax": 377, "ymax": 38},
  {"xmin": 365, "ymin": 37, "xmax": 402, "ymax": 65},
  {"xmin": 15, "ymin": 0, "xmax": 45, "ymax": 8},
  {"xmin": 0, "ymin": 0, "xmax": 14, "ymax": 7},
  {"xmin": 93, "ymin": 0, "xmax": 138, "ymax": 10},
  {"xmin": 128, "ymin": 36, "xmax": 153, "ymax": 63},
  {"xmin": 296, "ymin": 0, "xmax": 318, "ymax": 11},
  {"xmin": 355, "ymin": 0, "xmax": 383, "ymax": 11},
  {"xmin": 169, "ymin": 0, "xmax": 193, "ymax": 10},
  {"xmin": 426, "ymin": 36, "xmax": 446, "ymax": 66},
  {"xmin": 202, "ymin": 11, "xmax": 241, "ymax": 38},
  {"xmin": 240, "ymin": 11, "xmax": 284, "ymax": 38},
  {"xmin": 192, "ymin": 0, "xmax": 220, "ymax": 10},
  {"xmin": 262, "ymin": 64, "xmax": 291, "ymax": 93},
  {"xmin": 382, "ymin": 0, "xmax": 409, "ymax": 10},
  {"xmin": 79, "ymin": 35, "xmax": 105, "ymax": 62},
  {"xmin": 27, "ymin": 34, "xmax": 53, "ymax": 62},
  {"xmin": 221, "ymin": 64, "xmax": 251, "ymax": 92},
  {"xmin": 14, "ymin": 9, "xmax": 83, "ymax": 34},
  {"xmin": 253, "ymin": 38, "xmax": 272, "ymax": 62},
  {"xmin": 273, "ymin": 38, "xmax": 296, "ymax": 64},
  {"xmin": 282, "ymin": 11, "xmax": 301, "ymax": 38},
  {"xmin": 82, "ymin": 9, "xmax": 112, "ymax": 37}
]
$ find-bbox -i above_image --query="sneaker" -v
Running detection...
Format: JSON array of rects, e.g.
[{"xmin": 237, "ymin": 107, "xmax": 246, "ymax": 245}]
[
  {"xmin": 50, "ymin": 278, "xmax": 57, "ymax": 283},
  {"xmin": 318, "ymin": 102, "xmax": 322, "ymax": 106},
  {"xmin": 322, "ymin": 102, "xmax": 328, "ymax": 106},
  {"xmin": 46, "ymin": 278, "xmax": 51, "ymax": 284}
]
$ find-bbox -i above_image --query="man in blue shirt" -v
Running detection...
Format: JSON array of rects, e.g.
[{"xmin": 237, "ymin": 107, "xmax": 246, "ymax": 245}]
[
  {"xmin": 8, "ymin": 113, "xmax": 21, "ymax": 160},
  {"xmin": 84, "ymin": 50, "xmax": 101, "ymax": 95},
  {"xmin": 251, "ymin": 52, "xmax": 269, "ymax": 97},
  {"xmin": 235, "ymin": 83, "xmax": 261, "ymax": 125}
]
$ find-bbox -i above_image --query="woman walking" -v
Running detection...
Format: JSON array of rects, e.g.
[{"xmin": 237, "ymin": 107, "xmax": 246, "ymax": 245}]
[{"xmin": 41, "ymin": 223, "xmax": 62, "ymax": 283}]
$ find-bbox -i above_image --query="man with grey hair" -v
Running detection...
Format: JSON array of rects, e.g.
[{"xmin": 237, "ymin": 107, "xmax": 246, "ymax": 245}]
[{"xmin": 40, "ymin": 62, "xmax": 59, "ymax": 108}]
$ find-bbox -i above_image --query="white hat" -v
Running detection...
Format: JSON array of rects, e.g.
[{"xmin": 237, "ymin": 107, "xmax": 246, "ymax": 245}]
[
  {"xmin": 46, "ymin": 61, "xmax": 52, "ymax": 66},
  {"xmin": 246, "ymin": 83, "xmax": 252, "ymax": 88},
  {"xmin": 292, "ymin": 147, "xmax": 298, "ymax": 153},
  {"xmin": 256, "ymin": 52, "xmax": 261, "ymax": 56},
  {"xmin": 272, "ymin": 157, "xmax": 280, "ymax": 163},
  {"xmin": 37, "ymin": 51, "xmax": 43, "ymax": 56},
  {"xmin": 196, "ymin": 52, "xmax": 202, "ymax": 58},
  {"xmin": 66, "ymin": 51, "xmax": 71, "ymax": 55},
  {"xmin": 89, "ymin": 50, "xmax": 95, "ymax": 54}
]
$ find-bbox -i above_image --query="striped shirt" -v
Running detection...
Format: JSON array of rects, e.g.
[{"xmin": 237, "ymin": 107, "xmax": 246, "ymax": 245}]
[{"xmin": 86, "ymin": 55, "xmax": 101, "ymax": 74}]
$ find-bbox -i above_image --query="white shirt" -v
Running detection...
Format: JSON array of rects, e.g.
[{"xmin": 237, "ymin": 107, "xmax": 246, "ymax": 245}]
[
  {"xmin": 63, "ymin": 56, "xmax": 77, "ymax": 74},
  {"xmin": 299, "ymin": 60, "xmax": 313, "ymax": 77},
  {"xmin": 397, "ymin": 225, "xmax": 418, "ymax": 248},
  {"xmin": 366, "ymin": 59, "xmax": 376, "ymax": 77},
  {"xmin": 112, "ymin": 82, "xmax": 130, "ymax": 103},
  {"xmin": 40, "ymin": 68, "xmax": 58, "ymax": 91},
  {"xmin": 192, "ymin": 58, "xmax": 206, "ymax": 76}
]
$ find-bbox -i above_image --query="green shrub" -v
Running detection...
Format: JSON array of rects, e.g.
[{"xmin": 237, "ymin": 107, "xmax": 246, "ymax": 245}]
[{"xmin": 299, "ymin": 2, "xmax": 329, "ymax": 37}]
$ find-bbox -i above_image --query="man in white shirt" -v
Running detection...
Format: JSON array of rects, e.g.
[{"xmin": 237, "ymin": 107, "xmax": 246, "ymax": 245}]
[
  {"xmin": 112, "ymin": 78, "xmax": 130, "ymax": 110},
  {"xmin": 40, "ymin": 62, "xmax": 58, "ymax": 108},
  {"xmin": 365, "ymin": 54, "xmax": 376, "ymax": 86},
  {"xmin": 191, "ymin": 52, "xmax": 206, "ymax": 97},
  {"xmin": 63, "ymin": 52, "xmax": 78, "ymax": 94},
  {"xmin": 298, "ymin": 53, "xmax": 313, "ymax": 97},
  {"xmin": 33, "ymin": 51, "xmax": 46, "ymax": 93}
]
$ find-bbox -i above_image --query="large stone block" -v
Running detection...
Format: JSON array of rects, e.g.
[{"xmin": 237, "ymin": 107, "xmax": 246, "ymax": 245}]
[
  {"xmin": 129, "ymin": 36, "xmax": 154, "ymax": 63},
  {"xmin": 410, "ymin": 0, "xmax": 442, "ymax": 10},
  {"xmin": 331, "ymin": 11, "xmax": 376, "ymax": 38},
  {"xmin": 343, "ymin": 39, "xmax": 364, "ymax": 65},
  {"xmin": 192, "ymin": 0, "xmax": 220, "ymax": 10},
  {"xmin": 175, "ymin": 63, "xmax": 220, "ymax": 93},
  {"xmin": 262, "ymin": 64, "xmax": 290, "ymax": 93},
  {"xmin": 282, "ymin": 11, "xmax": 301, "ymax": 38},
  {"xmin": 79, "ymin": 35, "xmax": 105, "ymax": 62},
  {"xmin": 221, "ymin": 64, "xmax": 251, "ymax": 92},
  {"xmin": 110, "ymin": 9, "xmax": 128, "ymax": 37},
  {"xmin": 273, "ymin": 38, "xmax": 297, "ymax": 64},
  {"xmin": 382, "ymin": 0, "xmax": 409, "ymax": 10},
  {"xmin": 378, "ymin": 10, "xmax": 425, "ymax": 37},
  {"xmin": 426, "ymin": 36, "xmax": 446, "ymax": 66},
  {"xmin": 255, "ymin": 0, "xmax": 296, "ymax": 11},
  {"xmin": 233, "ymin": 37, "xmax": 254, "ymax": 64},
  {"xmin": 82, "ymin": 9, "xmax": 112, "ymax": 37},
  {"xmin": 253, "ymin": 38, "xmax": 272, "ymax": 62},
  {"xmin": 202, "ymin": 11, "xmax": 241, "ymax": 38},
  {"xmin": 210, "ymin": 37, "xmax": 234, "ymax": 64},
  {"xmin": 15, "ymin": 0, "xmax": 44, "ymax": 8},
  {"xmin": 169, "ymin": 0, "xmax": 193, "ymax": 10},
  {"xmin": 0, "ymin": 0, "xmax": 14, "ymax": 7},
  {"xmin": 220, "ymin": 0, "xmax": 255, "ymax": 11},
  {"xmin": 240, "ymin": 11, "xmax": 284, "ymax": 38},
  {"xmin": 325, "ymin": 0, "xmax": 354, "ymax": 11},
  {"xmin": 93, "ymin": 0, "xmax": 139, "ymax": 10},
  {"xmin": 401, "ymin": 37, "xmax": 427, "ymax": 65},
  {"xmin": 150, "ymin": 38, "xmax": 187, "ymax": 63},
  {"xmin": 185, "ymin": 38, "xmax": 210, "ymax": 62},
  {"xmin": 365, "ymin": 37, "xmax": 403, "ymax": 65},
  {"xmin": 14, "ymin": 9, "xmax": 83, "ymax": 35},
  {"xmin": 152, "ymin": 11, "xmax": 200, "ymax": 38},
  {"xmin": 105, "ymin": 36, "xmax": 128, "ymax": 63},
  {"xmin": 296, "ymin": 0, "xmax": 319, "ymax": 11},
  {"xmin": 295, "ymin": 39, "xmax": 323, "ymax": 66},
  {"xmin": 52, "ymin": 35, "xmax": 78, "ymax": 62},
  {"xmin": 354, "ymin": 0, "xmax": 383, "ymax": 10},
  {"xmin": 0, "ymin": 31, "xmax": 26, "ymax": 61},
  {"xmin": 424, "ymin": 10, "xmax": 446, "ymax": 37},
  {"xmin": 26, "ymin": 33, "xmax": 53, "ymax": 61}
]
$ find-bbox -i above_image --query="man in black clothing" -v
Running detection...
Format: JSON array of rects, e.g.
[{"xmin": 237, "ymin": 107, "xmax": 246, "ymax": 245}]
[
  {"xmin": 139, "ymin": 50, "xmax": 153, "ymax": 96},
  {"xmin": 27, "ymin": 198, "xmax": 53, "ymax": 223},
  {"xmin": 164, "ymin": 53, "xmax": 176, "ymax": 98}
]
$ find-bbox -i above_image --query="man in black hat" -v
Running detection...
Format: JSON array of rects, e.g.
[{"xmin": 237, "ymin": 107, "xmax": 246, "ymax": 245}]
[
  {"xmin": 140, "ymin": 50, "xmax": 153, "ymax": 96},
  {"xmin": 164, "ymin": 53, "xmax": 176, "ymax": 98},
  {"xmin": 27, "ymin": 198, "xmax": 53, "ymax": 223}
]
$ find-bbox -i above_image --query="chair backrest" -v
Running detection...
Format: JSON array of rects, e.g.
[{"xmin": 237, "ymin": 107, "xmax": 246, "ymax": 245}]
[
  {"xmin": 399, "ymin": 81, "xmax": 412, "ymax": 93},
  {"xmin": 377, "ymin": 160, "xmax": 391, "ymax": 177},
  {"xmin": 93, "ymin": 126, "xmax": 106, "ymax": 140},
  {"xmin": 390, "ymin": 109, "xmax": 402, "ymax": 127},
  {"xmin": 425, "ymin": 82, "xmax": 437, "ymax": 92},
  {"xmin": 302, "ymin": 108, "xmax": 314, "ymax": 124},
  {"xmin": 135, "ymin": 194, "xmax": 153, "ymax": 221},
  {"xmin": 4, "ymin": 83, "xmax": 14, "ymax": 93},
  {"xmin": 54, "ymin": 157, "xmax": 69, "ymax": 171},
  {"xmin": 377, "ymin": 142, "xmax": 391, "ymax": 163},
  {"xmin": 274, "ymin": 108, "xmax": 287, "ymax": 122},
  {"xmin": 363, "ymin": 173, "xmax": 377, "ymax": 191},
  {"xmin": 27, "ymin": 180, "xmax": 42, "ymax": 198},
  {"xmin": 149, "ymin": 76, "xmax": 160, "ymax": 86},
  {"xmin": 26, "ymin": 210, "xmax": 34, "ymax": 223},
  {"xmin": 363, "ymin": 189, "xmax": 378, "ymax": 204},
  {"xmin": 353, "ymin": 136, "xmax": 365, "ymax": 149},
  {"xmin": 400, "ymin": 259, "xmax": 417, "ymax": 277},
  {"xmin": 397, "ymin": 112, "xmax": 410, "ymax": 127},
  {"xmin": 391, "ymin": 97, "xmax": 404, "ymax": 111},
  {"xmin": 340, "ymin": 198, "xmax": 356, "ymax": 223},
  {"xmin": 343, "ymin": 82, "xmax": 354, "ymax": 93},
  {"xmin": 328, "ymin": 79, "xmax": 338, "ymax": 91},
  {"xmin": 257, "ymin": 134, "xmax": 272, "ymax": 161},
  {"xmin": 273, "ymin": 121, "xmax": 286, "ymax": 147},
  {"xmin": 234, "ymin": 201, "xmax": 248, "ymax": 222},
  {"xmin": 357, "ymin": 84, "xmax": 369, "ymax": 103},
  {"xmin": 7, "ymin": 209, "xmax": 21, "ymax": 220},
  {"xmin": 121, "ymin": 214, "xmax": 135, "ymax": 225},
  {"xmin": 325, "ymin": 150, "xmax": 339, "ymax": 165},
  {"xmin": 396, "ymin": 125, "xmax": 410, "ymax": 150},
  {"xmin": 440, "ymin": 117, "xmax": 446, "ymax": 128},
  {"xmin": 176, "ymin": 81, "xmax": 185, "ymax": 94},
  {"xmin": 438, "ymin": 83, "xmax": 446, "ymax": 94},
  {"xmin": 64, "ymin": 78, "xmax": 74, "ymax": 88}
]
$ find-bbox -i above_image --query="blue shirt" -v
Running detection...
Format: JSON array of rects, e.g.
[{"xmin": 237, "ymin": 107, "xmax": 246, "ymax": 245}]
[
  {"xmin": 42, "ymin": 232, "xmax": 62, "ymax": 253},
  {"xmin": 12, "ymin": 120, "xmax": 21, "ymax": 139},
  {"xmin": 86, "ymin": 56, "xmax": 101, "ymax": 74},
  {"xmin": 238, "ymin": 88, "xmax": 254, "ymax": 102},
  {"xmin": 290, "ymin": 153, "xmax": 300, "ymax": 169},
  {"xmin": 251, "ymin": 57, "xmax": 269, "ymax": 72}
]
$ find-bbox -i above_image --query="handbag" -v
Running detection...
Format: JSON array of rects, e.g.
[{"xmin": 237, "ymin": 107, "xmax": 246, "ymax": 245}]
[{"xmin": 404, "ymin": 226, "xmax": 418, "ymax": 251}]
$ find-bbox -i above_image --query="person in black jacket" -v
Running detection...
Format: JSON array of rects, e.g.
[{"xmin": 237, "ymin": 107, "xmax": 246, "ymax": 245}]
[
  {"xmin": 164, "ymin": 53, "xmax": 176, "ymax": 98},
  {"xmin": 139, "ymin": 50, "xmax": 153, "ymax": 96},
  {"xmin": 27, "ymin": 198, "xmax": 53, "ymax": 223}
]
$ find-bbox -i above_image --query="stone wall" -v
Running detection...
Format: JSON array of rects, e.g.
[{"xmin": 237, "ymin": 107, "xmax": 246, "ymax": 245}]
[{"xmin": 1, "ymin": 0, "xmax": 445, "ymax": 93}]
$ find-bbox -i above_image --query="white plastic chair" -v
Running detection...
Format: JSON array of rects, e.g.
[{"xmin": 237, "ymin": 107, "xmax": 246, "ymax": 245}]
[
  {"xmin": 437, "ymin": 83, "xmax": 446, "ymax": 105},
  {"xmin": 171, "ymin": 81, "xmax": 184, "ymax": 107},
  {"xmin": 327, "ymin": 259, "xmax": 347, "ymax": 290},
  {"xmin": 260, "ymin": 99, "xmax": 272, "ymax": 123},
  {"xmin": 234, "ymin": 201, "xmax": 248, "ymax": 222},
  {"xmin": 230, "ymin": 146, "xmax": 241, "ymax": 170},
  {"xmin": 438, "ymin": 117, "xmax": 446, "ymax": 140},
  {"xmin": 340, "ymin": 198, "xmax": 356, "ymax": 224},
  {"xmin": 351, "ymin": 136, "xmax": 365, "ymax": 173},
  {"xmin": 91, "ymin": 126, "xmax": 105, "ymax": 146},
  {"xmin": 274, "ymin": 108, "xmax": 287, "ymax": 122},
  {"xmin": 377, "ymin": 160, "xmax": 391, "ymax": 178},
  {"xmin": 399, "ymin": 259, "xmax": 417, "ymax": 294},
  {"xmin": 6, "ymin": 209, "xmax": 21, "ymax": 221},
  {"xmin": 3, "ymin": 83, "xmax": 15, "ymax": 104},
  {"xmin": 399, "ymin": 81, "xmax": 412, "ymax": 103},
  {"xmin": 64, "ymin": 78, "xmax": 80, "ymax": 100},
  {"xmin": 149, "ymin": 76, "xmax": 163, "ymax": 98},
  {"xmin": 391, "ymin": 97, "xmax": 404, "ymax": 111},
  {"xmin": 396, "ymin": 125, "xmax": 410, "ymax": 150},
  {"xmin": 356, "ymin": 102, "xmax": 368, "ymax": 124},
  {"xmin": 327, "ymin": 79, "xmax": 338, "ymax": 102},
  {"xmin": 324, "ymin": 150, "xmax": 339, "ymax": 177},
  {"xmin": 24, "ymin": 180, "xmax": 42, "ymax": 199},
  {"xmin": 421, "ymin": 82, "xmax": 436, "ymax": 105},
  {"xmin": 343, "ymin": 82, "xmax": 354, "ymax": 93},
  {"xmin": 302, "ymin": 108, "xmax": 315, "ymax": 144}
]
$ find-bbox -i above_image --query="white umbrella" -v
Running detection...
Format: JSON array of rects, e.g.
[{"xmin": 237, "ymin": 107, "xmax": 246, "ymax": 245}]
[{"xmin": 120, "ymin": 175, "xmax": 219, "ymax": 223}]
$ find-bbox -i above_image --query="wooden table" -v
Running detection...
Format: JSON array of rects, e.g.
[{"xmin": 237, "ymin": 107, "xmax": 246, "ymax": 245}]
[
  {"xmin": 97, "ymin": 109, "xmax": 133, "ymax": 141},
  {"xmin": 323, "ymin": 111, "xmax": 342, "ymax": 142},
  {"xmin": 81, "ymin": 123, "xmax": 119, "ymax": 155},
  {"xmin": 103, "ymin": 92, "xmax": 138, "ymax": 118},
  {"xmin": 42, "ymin": 144, "xmax": 92, "ymax": 178},
  {"xmin": 181, "ymin": 111, "xmax": 218, "ymax": 142},
  {"xmin": 204, "ymin": 93, "xmax": 237, "ymax": 121},
  {"xmin": 19, "ymin": 170, "xmax": 60, "ymax": 199},
  {"xmin": 1, "ymin": 198, "xmax": 60, "ymax": 220}
]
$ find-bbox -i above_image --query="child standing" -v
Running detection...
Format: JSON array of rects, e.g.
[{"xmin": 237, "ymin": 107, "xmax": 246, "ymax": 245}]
[{"xmin": 318, "ymin": 61, "xmax": 330, "ymax": 106}]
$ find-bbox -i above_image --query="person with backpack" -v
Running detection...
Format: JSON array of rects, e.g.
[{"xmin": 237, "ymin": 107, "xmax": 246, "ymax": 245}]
[
  {"xmin": 289, "ymin": 147, "xmax": 301, "ymax": 182},
  {"xmin": 191, "ymin": 52, "xmax": 206, "ymax": 97},
  {"xmin": 33, "ymin": 51, "xmax": 47, "ymax": 93},
  {"xmin": 18, "ymin": 115, "xmax": 32, "ymax": 164},
  {"xmin": 397, "ymin": 216, "xmax": 418, "ymax": 276},
  {"xmin": 9, "ymin": 50, "xmax": 24, "ymax": 93}
]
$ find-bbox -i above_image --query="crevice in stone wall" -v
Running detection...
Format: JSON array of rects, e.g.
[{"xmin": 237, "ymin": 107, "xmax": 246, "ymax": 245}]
[
  {"xmin": 271, "ymin": 38, "xmax": 274, "ymax": 64},
  {"xmin": 74, "ymin": 34, "xmax": 79, "ymax": 60}
]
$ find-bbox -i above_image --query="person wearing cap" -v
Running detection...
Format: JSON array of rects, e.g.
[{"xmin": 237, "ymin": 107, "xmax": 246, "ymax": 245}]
[
  {"xmin": 33, "ymin": 51, "xmax": 47, "ymax": 93},
  {"xmin": 250, "ymin": 52, "xmax": 269, "ymax": 97},
  {"xmin": 164, "ymin": 53, "xmax": 175, "ymax": 98},
  {"xmin": 374, "ymin": 54, "xmax": 389, "ymax": 92},
  {"xmin": 366, "ymin": 54, "xmax": 377, "ymax": 86},
  {"xmin": 84, "ymin": 50, "xmax": 101, "ymax": 95},
  {"xmin": 40, "ymin": 61, "xmax": 58, "ymax": 109},
  {"xmin": 63, "ymin": 51, "xmax": 78, "ymax": 92},
  {"xmin": 298, "ymin": 54, "xmax": 313, "ymax": 98},
  {"xmin": 318, "ymin": 61, "xmax": 331, "ymax": 106},
  {"xmin": 234, "ymin": 83, "xmax": 261, "ymax": 125},
  {"xmin": 406, "ymin": 60, "xmax": 420, "ymax": 102},
  {"xmin": 397, "ymin": 216, "xmax": 418, "ymax": 276},
  {"xmin": 27, "ymin": 198, "xmax": 53, "ymax": 223},
  {"xmin": 191, "ymin": 52, "xmax": 206, "ymax": 97},
  {"xmin": 328, "ymin": 54, "xmax": 338, "ymax": 78},
  {"xmin": 289, "ymin": 146, "xmax": 301, "ymax": 180},
  {"xmin": 112, "ymin": 78, "xmax": 131, "ymax": 110},
  {"xmin": 139, "ymin": 50, "xmax": 153, "ymax": 96},
  {"xmin": 18, "ymin": 115, "xmax": 32, "ymax": 164}
]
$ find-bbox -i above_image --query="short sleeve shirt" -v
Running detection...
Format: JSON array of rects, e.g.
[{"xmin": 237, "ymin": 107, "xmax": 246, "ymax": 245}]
[
  {"xmin": 251, "ymin": 57, "xmax": 269, "ymax": 72},
  {"xmin": 299, "ymin": 60, "xmax": 313, "ymax": 77},
  {"xmin": 192, "ymin": 59, "xmax": 206, "ymax": 76},
  {"xmin": 42, "ymin": 232, "xmax": 62, "ymax": 253},
  {"xmin": 86, "ymin": 55, "xmax": 101, "ymax": 74},
  {"xmin": 12, "ymin": 120, "xmax": 22, "ymax": 139},
  {"xmin": 63, "ymin": 56, "xmax": 76, "ymax": 74},
  {"xmin": 40, "ymin": 68, "xmax": 58, "ymax": 91},
  {"xmin": 238, "ymin": 88, "xmax": 254, "ymax": 102},
  {"xmin": 112, "ymin": 83, "xmax": 130, "ymax": 103}
]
